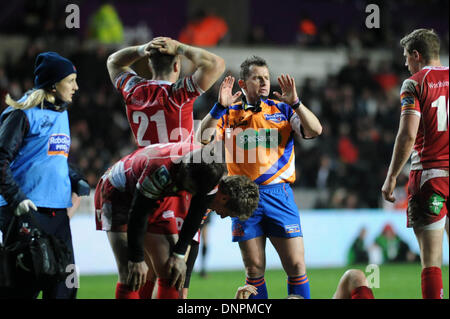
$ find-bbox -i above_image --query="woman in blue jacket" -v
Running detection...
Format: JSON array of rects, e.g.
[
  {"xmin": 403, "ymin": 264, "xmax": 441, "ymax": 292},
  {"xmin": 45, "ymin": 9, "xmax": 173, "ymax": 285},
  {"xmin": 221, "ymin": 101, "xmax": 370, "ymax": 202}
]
[{"xmin": 0, "ymin": 52, "xmax": 80, "ymax": 299}]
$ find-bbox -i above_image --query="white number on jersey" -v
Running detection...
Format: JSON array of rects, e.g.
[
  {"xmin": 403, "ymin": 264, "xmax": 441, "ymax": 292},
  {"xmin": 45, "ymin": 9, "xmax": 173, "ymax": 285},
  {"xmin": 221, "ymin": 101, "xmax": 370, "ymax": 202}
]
[
  {"xmin": 132, "ymin": 110, "xmax": 169, "ymax": 146},
  {"xmin": 431, "ymin": 95, "xmax": 449, "ymax": 132}
]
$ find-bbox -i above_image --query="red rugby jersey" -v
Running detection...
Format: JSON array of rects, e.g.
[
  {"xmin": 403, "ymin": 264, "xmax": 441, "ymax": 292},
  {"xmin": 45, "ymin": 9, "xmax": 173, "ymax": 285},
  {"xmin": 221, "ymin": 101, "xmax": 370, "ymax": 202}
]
[
  {"xmin": 115, "ymin": 72, "xmax": 203, "ymax": 147},
  {"xmin": 400, "ymin": 66, "xmax": 449, "ymax": 170},
  {"xmin": 106, "ymin": 142, "xmax": 200, "ymax": 198}
]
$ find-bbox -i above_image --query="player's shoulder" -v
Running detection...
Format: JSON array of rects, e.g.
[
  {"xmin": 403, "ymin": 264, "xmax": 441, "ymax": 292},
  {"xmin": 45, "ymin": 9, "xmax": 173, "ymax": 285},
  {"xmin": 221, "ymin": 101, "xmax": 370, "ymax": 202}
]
[
  {"xmin": 400, "ymin": 74, "xmax": 421, "ymax": 95},
  {"xmin": 264, "ymin": 98, "xmax": 293, "ymax": 116},
  {"xmin": 228, "ymin": 101, "xmax": 244, "ymax": 112},
  {"xmin": 172, "ymin": 75, "xmax": 199, "ymax": 94}
]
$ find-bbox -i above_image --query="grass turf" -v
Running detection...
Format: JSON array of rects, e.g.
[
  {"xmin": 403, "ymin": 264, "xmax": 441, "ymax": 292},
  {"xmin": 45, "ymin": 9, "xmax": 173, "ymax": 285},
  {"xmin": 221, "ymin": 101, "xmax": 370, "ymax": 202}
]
[{"xmin": 76, "ymin": 263, "xmax": 449, "ymax": 299}]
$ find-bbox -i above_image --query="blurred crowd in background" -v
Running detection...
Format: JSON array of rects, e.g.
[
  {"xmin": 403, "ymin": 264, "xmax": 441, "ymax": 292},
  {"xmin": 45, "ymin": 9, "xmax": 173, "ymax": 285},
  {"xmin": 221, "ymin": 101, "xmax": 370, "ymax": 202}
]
[{"xmin": 0, "ymin": 0, "xmax": 448, "ymax": 209}]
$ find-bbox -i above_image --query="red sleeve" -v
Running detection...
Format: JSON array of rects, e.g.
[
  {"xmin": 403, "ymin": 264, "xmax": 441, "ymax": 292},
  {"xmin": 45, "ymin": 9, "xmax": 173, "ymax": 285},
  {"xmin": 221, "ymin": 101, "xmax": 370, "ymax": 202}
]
[
  {"xmin": 136, "ymin": 163, "xmax": 172, "ymax": 199},
  {"xmin": 114, "ymin": 71, "xmax": 146, "ymax": 101},
  {"xmin": 171, "ymin": 76, "xmax": 203, "ymax": 105}
]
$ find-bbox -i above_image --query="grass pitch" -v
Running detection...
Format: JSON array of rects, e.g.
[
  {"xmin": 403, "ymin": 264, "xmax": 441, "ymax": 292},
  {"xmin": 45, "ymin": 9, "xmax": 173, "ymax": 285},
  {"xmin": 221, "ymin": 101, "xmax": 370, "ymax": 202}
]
[{"xmin": 76, "ymin": 263, "xmax": 449, "ymax": 299}]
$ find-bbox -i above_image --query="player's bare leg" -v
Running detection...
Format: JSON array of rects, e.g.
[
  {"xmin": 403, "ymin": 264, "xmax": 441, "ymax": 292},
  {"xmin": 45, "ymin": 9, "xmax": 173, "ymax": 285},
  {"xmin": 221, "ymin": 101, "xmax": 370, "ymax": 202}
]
[
  {"xmin": 145, "ymin": 233, "xmax": 180, "ymax": 299},
  {"xmin": 140, "ymin": 239, "xmax": 157, "ymax": 299},
  {"xmin": 414, "ymin": 227, "xmax": 444, "ymax": 268},
  {"xmin": 445, "ymin": 217, "xmax": 449, "ymax": 244},
  {"xmin": 107, "ymin": 231, "xmax": 140, "ymax": 299},
  {"xmin": 414, "ymin": 225, "xmax": 445, "ymax": 298},
  {"xmin": 238, "ymin": 236, "xmax": 268, "ymax": 298},
  {"xmin": 270, "ymin": 236, "xmax": 310, "ymax": 298},
  {"xmin": 269, "ymin": 236, "xmax": 306, "ymax": 276},
  {"xmin": 238, "ymin": 236, "xmax": 267, "ymax": 278},
  {"xmin": 333, "ymin": 269, "xmax": 371, "ymax": 299},
  {"xmin": 107, "ymin": 231, "xmax": 130, "ymax": 284}
]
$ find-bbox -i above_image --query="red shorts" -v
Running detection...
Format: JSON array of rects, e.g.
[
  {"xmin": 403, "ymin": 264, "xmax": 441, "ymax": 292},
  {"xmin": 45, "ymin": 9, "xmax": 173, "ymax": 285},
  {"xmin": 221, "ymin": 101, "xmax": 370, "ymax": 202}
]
[
  {"xmin": 94, "ymin": 177, "xmax": 192, "ymax": 234},
  {"xmin": 406, "ymin": 169, "xmax": 449, "ymax": 228}
]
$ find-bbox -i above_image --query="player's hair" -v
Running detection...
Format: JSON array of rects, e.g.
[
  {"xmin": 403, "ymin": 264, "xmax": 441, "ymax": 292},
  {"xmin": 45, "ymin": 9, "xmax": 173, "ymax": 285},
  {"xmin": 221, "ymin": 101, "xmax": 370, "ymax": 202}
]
[
  {"xmin": 240, "ymin": 56, "xmax": 268, "ymax": 80},
  {"xmin": 5, "ymin": 89, "xmax": 55, "ymax": 110},
  {"xmin": 148, "ymin": 48, "xmax": 177, "ymax": 76},
  {"xmin": 219, "ymin": 175, "xmax": 259, "ymax": 221},
  {"xmin": 178, "ymin": 145, "xmax": 227, "ymax": 195},
  {"xmin": 184, "ymin": 161, "xmax": 226, "ymax": 195},
  {"xmin": 400, "ymin": 29, "xmax": 440, "ymax": 63}
]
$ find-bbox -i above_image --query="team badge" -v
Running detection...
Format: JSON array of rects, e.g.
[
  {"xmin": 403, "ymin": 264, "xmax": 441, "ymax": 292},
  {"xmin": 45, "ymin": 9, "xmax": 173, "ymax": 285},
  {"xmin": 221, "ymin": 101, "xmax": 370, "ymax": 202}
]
[{"xmin": 428, "ymin": 193, "xmax": 444, "ymax": 215}]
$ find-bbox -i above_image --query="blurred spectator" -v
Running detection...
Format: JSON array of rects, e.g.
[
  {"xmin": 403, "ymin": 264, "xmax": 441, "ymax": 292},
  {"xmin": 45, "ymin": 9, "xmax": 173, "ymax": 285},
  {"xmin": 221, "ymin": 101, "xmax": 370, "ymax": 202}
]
[
  {"xmin": 0, "ymin": 0, "xmax": 447, "ymax": 208},
  {"xmin": 315, "ymin": 155, "xmax": 337, "ymax": 189},
  {"xmin": 347, "ymin": 227, "xmax": 369, "ymax": 265},
  {"xmin": 178, "ymin": 9, "xmax": 229, "ymax": 47},
  {"xmin": 337, "ymin": 123, "xmax": 359, "ymax": 165},
  {"xmin": 88, "ymin": 1, "xmax": 124, "ymax": 44},
  {"xmin": 296, "ymin": 14, "xmax": 318, "ymax": 46},
  {"xmin": 247, "ymin": 25, "xmax": 270, "ymax": 45},
  {"xmin": 373, "ymin": 224, "xmax": 420, "ymax": 263},
  {"xmin": 373, "ymin": 60, "xmax": 400, "ymax": 92}
]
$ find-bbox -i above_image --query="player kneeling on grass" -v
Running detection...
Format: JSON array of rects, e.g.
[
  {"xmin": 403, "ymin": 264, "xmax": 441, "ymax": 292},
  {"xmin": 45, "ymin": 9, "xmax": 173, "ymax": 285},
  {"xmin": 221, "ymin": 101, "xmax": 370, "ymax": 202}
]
[{"xmin": 94, "ymin": 142, "xmax": 259, "ymax": 299}]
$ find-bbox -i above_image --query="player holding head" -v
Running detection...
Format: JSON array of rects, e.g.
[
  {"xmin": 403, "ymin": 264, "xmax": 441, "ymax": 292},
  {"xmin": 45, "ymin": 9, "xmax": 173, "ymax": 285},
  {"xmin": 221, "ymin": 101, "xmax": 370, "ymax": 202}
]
[
  {"xmin": 382, "ymin": 28, "xmax": 449, "ymax": 299},
  {"xmin": 196, "ymin": 56, "xmax": 322, "ymax": 299},
  {"xmin": 107, "ymin": 36, "xmax": 225, "ymax": 147},
  {"xmin": 95, "ymin": 143, "xmax": 259, "ymax": 299}
]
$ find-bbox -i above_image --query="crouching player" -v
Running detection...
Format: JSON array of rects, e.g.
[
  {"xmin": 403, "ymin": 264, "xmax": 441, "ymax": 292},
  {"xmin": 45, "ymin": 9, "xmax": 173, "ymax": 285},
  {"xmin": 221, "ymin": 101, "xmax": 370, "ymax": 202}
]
[{"xmin": 94, "ymin": 142, "xmax": 259, "ymax": 299}]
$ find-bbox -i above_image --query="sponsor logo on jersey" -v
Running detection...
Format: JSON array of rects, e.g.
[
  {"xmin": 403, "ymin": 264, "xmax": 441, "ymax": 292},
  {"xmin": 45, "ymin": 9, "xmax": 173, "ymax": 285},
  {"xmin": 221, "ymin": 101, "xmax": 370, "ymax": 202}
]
[
  {"xmin": 264, "ymin": 113, "xmax": 287, "ymax": 123},
  {"xmin": 48, "ymin": 134, "xmax": 70, "ymax": 157},
  {"xmin": 236, "ymin": 128, "xmax": 281, "ymax": 150},
  {"xmin": 284, "ymin": 224, "xmax": 300, "ymax": 234},
  {"xmin": 40, "ymin": 115, "xmax": 53, "ymax": 129},
  {"xmin": 139, "ymin": 165, "xmax": 172, "ymax": 199},
  {"xmin": 162, "ymin": 210, "xmax": 175, "ymax": 219}
]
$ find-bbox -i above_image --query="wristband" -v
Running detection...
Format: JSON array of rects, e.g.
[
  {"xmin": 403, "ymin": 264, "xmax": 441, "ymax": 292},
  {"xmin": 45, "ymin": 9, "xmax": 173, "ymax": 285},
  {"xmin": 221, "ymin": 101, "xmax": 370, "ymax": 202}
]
[
  {"xmin": 209, "ymin": 102, "xmax": 227, "ymax": 119},
  {"xmin": 137, "ymin": 45, "xmax": 147, "ymax": 57},
  {"xmin": 173, "ymin": 252, "xmax": 186, "ymax": 260},
  {"xmin": 291, "ymin": 98, "xmax": 301, "ymax": 110}
]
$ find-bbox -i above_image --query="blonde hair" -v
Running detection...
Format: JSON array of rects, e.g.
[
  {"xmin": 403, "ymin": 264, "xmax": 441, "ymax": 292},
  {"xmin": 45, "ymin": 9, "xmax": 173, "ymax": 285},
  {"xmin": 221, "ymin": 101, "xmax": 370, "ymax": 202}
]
[
  {"xmin": 400, "ymin": 29, "xmax": 440, "ymax": 63},
  {"xmin": 5, "ymin": 89, "xmax": 55, "ymax": 110},
  {"xmin": 220, "ymin": 175, "xmax": 259, "ymax": 221}
]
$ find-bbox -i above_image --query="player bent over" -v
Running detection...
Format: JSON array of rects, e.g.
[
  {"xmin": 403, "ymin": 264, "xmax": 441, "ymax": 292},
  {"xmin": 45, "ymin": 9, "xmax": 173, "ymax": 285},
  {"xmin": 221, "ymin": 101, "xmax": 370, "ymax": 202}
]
[
  {"xmin": 382, "ymin": 29, "xmax": 449, "ymax": 299},
  {"xmin": 94, "ymin": 143, "xmax": 259, "ymax": 299}
]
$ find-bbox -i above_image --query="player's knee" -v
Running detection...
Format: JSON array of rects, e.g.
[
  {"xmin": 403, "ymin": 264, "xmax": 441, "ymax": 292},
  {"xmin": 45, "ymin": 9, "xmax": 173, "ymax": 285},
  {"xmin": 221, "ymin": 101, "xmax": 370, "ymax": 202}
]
[
  {"xmin": 245, "ymin": 264, "xmax": 265, "ymax": 278},
  {"xmin": 343, "ymin": 269, "xmax": 368, "ymax": 290},
  {"xmin": 282, "ymin": 257, "xmax": 306, "ymax": 276}
]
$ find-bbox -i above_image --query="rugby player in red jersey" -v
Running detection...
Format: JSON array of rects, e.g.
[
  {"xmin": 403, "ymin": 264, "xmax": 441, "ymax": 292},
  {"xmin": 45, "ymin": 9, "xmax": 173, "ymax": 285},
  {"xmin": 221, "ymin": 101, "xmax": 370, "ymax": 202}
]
[
  {"xmin": 382, "ymin": 29, "xmax": 449, "ymax": 299},
  {"xmin": 94, "ymin": 143, "xmax": 259, "ymax": 299},
  {"xmin": 106, "ymin": 37, "xmax": 225, "ymax": 297},
  {"xmin": 106, "ymin": 36, "xmax": 225, "ymax": 146}
]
